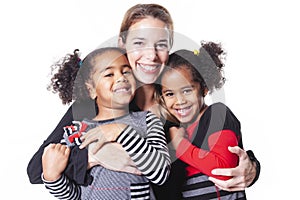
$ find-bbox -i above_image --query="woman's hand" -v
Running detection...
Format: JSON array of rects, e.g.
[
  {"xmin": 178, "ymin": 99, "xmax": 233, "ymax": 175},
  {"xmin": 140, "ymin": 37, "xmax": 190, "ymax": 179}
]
[
  {"xmin": 79, "ymin": 123, "xmax": 142, "ymax": 174},
  {"xmin": 208, "ymin": 146, "xmax": 256, "ymax": 191},
  {"xmin": 87, "ymin": 142, "xmax": 141, "ymax": 175},
  {"xmin": 42, "ymin": 143, "xmax": 70, "ymax": 181},
  {"xmin": 79, "ymin": 123, "xmax": 127, "ymax": 154}
]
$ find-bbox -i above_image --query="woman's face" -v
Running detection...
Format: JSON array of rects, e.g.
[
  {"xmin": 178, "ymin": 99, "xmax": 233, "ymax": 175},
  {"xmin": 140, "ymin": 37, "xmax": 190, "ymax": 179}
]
[{"xmin": 120, "ymin": 17, "xmax": 170, "ymax": 84}]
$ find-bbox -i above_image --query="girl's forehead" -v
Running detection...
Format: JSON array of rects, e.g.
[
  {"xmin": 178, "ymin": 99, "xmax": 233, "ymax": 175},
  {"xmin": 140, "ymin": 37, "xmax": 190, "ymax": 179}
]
[
  {"xmin": 162, "ymin": 68, "xmax": 193, "ymax": 87},
  {"xmin": 93, "ymin": 51, "xmax": 127, "ymax": 69}
]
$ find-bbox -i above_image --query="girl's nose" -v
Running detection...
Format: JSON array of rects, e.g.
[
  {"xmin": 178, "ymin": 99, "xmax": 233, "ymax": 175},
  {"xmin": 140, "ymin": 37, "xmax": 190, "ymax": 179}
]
[
  {"xmin": 175, "ymin": 93, "xmax": 187, "ymax": 104},
  {"xmin": 116, "ymin": 74, "xmax": 128, "ymax": 83}
]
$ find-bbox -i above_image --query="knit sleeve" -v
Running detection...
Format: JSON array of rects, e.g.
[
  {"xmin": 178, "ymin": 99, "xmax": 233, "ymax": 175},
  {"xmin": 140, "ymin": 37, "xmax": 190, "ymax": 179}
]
[
  {"xmin": 42, "ymin": 174, "xmax": 81, "ymax": 200},
  {"xmin": 116, "ymin": 112, "xmax": 171, "ymax": 185}
]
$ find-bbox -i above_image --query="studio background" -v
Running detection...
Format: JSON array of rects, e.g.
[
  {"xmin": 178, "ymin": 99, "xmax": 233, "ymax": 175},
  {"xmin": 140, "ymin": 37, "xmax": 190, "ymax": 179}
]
[{"xmin": 1, "ymin": 0, "xmax": 299, "ymax": 199}]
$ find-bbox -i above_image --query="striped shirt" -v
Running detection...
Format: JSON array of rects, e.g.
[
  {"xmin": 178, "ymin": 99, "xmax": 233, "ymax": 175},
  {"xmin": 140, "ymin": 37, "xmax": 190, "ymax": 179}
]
[{"xmin": 42, "ymin": 111, "xmax": 170, "ymax": 200}]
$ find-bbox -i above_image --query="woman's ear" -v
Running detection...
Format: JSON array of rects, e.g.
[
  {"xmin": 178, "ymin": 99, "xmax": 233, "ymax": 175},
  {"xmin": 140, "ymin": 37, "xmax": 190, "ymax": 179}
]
[
  {"xmin": 118, "ymin": 36, "xmax": 125, "ymax": 48},
  {"xmin": 85, "ymin": 82, "xmax": 97, "ymax": 99}
]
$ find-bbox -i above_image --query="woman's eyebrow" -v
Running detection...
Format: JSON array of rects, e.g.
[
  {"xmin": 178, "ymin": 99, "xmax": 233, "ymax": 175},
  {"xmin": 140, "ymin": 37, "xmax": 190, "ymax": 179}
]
[
  {"xmin": 131, "ymin": 37, "xmax": 146, "ymax": 40},
  {"xmin": 157, "ymin": 39, "xmax": 168, "ymax": 43}
]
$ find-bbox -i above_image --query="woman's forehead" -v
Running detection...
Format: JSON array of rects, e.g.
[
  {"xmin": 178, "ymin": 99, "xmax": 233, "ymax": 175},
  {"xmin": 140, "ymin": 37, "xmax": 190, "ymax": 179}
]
[
  {"xmin": 129, "ymin": 17, "xmax": 168, "ymax": 30},
  {"xmin": 127, "ymin": 17, "xmax": 170, "ymax": 39}
]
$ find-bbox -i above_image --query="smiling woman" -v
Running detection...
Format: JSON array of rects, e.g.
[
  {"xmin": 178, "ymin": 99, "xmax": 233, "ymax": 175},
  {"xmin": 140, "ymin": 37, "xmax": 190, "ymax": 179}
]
[{"xmin": 120, "ymin": 20, "xmax": 171, "ymax": 84}]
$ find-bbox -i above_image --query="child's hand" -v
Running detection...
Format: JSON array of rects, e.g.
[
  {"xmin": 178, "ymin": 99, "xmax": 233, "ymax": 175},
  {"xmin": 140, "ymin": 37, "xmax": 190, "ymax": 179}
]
[
  {"xmin": 80, "ymin": 123, "xmax": 127, "ymax": 154},
  {"xmin": 42, "ymin": 143, "xmax": 70, "ymax": 181},
  {"xmin": 169, "ymin": 126, "xmax": 185, "ymax": 149}
]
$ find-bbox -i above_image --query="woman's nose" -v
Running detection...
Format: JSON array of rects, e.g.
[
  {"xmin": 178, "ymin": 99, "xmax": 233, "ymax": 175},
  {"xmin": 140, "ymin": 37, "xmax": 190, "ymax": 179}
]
[{"xmin": 144, "ymin": 47, "xmax": 156, "ymax": 60}]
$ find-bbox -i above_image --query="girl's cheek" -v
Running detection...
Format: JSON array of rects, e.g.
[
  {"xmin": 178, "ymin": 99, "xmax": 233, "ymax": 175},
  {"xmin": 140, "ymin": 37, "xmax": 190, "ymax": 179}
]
[{"xmin": 158, "ymin": 51, "xmax": 169, "ymax": 64}]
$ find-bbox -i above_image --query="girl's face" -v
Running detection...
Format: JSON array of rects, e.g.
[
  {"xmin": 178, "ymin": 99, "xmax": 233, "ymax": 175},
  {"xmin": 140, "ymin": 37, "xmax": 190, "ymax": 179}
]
[
  {"xmin": 88, "ymin": 50, "xmax": 136, "ymax": 112},
  {"xmin": 161, "ymin": 67, "xmax": 204, "ymax": 126},
  {"xmin": 121, "ymin": 17, "xmax": 170, "ymax": 84}
]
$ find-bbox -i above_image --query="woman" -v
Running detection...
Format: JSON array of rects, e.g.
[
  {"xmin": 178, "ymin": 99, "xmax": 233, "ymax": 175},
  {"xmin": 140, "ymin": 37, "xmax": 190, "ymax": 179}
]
[{"xmin": 27, "ymin": 3, "xmax": 259, "ymax": 199}]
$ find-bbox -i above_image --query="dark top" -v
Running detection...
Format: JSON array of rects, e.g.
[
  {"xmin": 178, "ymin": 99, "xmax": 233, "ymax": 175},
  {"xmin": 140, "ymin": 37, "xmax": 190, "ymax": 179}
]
[{"xmin": 27, "ymin": 100, "xmax": 260, "ymax": 200}]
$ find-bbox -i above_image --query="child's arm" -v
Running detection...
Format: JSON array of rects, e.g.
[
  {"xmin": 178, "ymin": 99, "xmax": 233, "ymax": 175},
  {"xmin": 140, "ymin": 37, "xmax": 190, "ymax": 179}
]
[
  {"xmin": 42, "ymin": 143, "xmax": 70, "ymax": 181},
  {"xmin": 80, "ymin": 112, "xmax": 171, "ymax": 185},
  {"xmin": 27, "ymin": 100, "xmax": 96, "ymax": 185},
  {"xmin": 27, "ymin": 106, "xmax": 74, "ymax": 184},
  {"xmin": 116, "ymin": 112, "xmax": 171, "ymax": 185},
  {"xmin": 42, "ymin": 143, "xmax": 81, "ymax": 199},
  {"xmin": 169, "ymin": 127, "xmax": 239, "ymax": 180}
]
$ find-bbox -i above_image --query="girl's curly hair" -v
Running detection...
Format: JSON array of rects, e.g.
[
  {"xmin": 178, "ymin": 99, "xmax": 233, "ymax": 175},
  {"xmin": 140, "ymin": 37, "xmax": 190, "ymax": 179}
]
[
  {"xmin": 48, "ymin": 47, "xmax": 126, "ymax": 105},
  {"xmin": 48, "ymin": 49, "xmax": 81, "ymax": 104},
  {"xmin": 155, "ymin": 41, "xmax": 226, "ymax": 122}
]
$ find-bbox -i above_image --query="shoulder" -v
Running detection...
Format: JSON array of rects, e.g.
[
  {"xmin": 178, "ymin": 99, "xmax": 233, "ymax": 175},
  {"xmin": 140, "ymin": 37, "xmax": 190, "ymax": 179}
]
[
  {"xmin": 204, "ymin": 102, "xmax": 241, "ymax": 131},
  {"xmin": 206, "ymin": 103, "xmax": 238, "ymax": 120}
]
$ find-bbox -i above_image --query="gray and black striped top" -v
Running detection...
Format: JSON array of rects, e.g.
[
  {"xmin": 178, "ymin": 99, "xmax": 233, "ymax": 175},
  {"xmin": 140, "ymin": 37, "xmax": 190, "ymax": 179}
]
[{"xmin": 42, "ymin": 111, "xmax": 170, "ymax": 200}]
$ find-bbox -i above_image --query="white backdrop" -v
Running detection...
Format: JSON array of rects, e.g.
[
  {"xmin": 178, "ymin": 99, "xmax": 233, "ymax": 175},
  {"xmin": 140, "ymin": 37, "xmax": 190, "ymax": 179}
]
[{"xmin": 1, "ymin": 0, "xmax": 299, "ymax": 199}]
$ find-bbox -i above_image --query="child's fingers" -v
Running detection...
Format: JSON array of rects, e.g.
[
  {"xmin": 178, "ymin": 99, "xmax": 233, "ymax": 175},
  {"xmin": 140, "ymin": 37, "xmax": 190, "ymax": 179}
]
[
  {"xmin": 64, "ymin": 147, "xmax": 71, "ymax": 156},
  {"xmin": 43, "ymin": 143, "xmax": 55, "ymax": 153}
]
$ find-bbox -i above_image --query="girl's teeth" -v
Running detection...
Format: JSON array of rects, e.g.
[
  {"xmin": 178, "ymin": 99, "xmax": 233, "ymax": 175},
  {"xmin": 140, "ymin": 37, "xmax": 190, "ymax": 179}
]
[
  {"xmin": 178, "ymin": 109, "xmax": 187, "ymax": 114},
  {"xmin": 115, "ymin": 88, "xmax": 128, "ymax": 93}
]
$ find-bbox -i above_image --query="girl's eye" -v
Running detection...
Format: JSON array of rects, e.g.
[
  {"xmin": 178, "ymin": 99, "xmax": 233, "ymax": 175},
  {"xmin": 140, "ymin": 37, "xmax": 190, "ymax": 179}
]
[
  {"xmin": 104, "ymin": 73, "xmax": 113, "ymax": 77},
  {"xmin": 182, "ymin": 88, "xmax": 193, "ymax": 95},
  {"xmin": 164, "ymin": 92, "xmax": 174, "ymax": 97},
  {"xmin": 123, "ymin": 70, "xmax": 132, "ymax": 75}
]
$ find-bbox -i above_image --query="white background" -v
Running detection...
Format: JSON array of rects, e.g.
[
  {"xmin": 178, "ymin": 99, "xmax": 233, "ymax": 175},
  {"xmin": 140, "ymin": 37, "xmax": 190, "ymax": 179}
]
[{"xmin": 1, "ymin": 0, "xmax": 299, "ymax": 199}]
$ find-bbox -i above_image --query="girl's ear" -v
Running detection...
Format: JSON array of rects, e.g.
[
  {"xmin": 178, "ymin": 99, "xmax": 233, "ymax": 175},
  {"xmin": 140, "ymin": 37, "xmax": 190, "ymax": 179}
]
[
  {"xmin": 118, "ymin": 36, "xmax": 125, "ymax": 48},
  {"xmin": 85, "ymin": 82, "xmax": 97, "ymax": 99},
  {"xmin": 203, "ymin": 88, "xmax": 208, "ymax": 97}
]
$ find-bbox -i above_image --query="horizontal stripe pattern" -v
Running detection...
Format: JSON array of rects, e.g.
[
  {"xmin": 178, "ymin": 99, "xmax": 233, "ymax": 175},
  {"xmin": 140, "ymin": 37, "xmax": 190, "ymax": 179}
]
[
  {"xmin": 182, "ymin": 173, "xmax": 246, "ymax": 200},
  {"xmin": 42, "ymin": 112, "xmax": 169, "ymax": 199},
  {"xmin": 116, "ymin": 112, "xmax": 171, "ymax": 185}
]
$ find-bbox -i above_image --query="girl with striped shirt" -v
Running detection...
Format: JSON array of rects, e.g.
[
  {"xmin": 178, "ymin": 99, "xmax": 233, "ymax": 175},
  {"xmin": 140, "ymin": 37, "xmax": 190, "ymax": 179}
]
[{"xmin": 41, "ymin": 47, "xmax": 170, "ymax": 199}]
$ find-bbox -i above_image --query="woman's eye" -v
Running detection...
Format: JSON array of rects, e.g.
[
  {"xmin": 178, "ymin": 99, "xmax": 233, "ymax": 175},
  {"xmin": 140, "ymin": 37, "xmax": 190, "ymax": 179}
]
[
  {"xmin": 133, "ymin": 41, "xmax": 144, "ymax": 46},
  {"xmin": 155, "ymin": 43, "xmax": 169, "ymax": 51}
]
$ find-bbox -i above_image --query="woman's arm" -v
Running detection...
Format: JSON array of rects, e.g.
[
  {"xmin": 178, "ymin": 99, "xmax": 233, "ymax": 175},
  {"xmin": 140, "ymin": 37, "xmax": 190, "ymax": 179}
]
[{"xmin": 208, "ymin": 146, "xmax": 260, "ymax": 191}]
